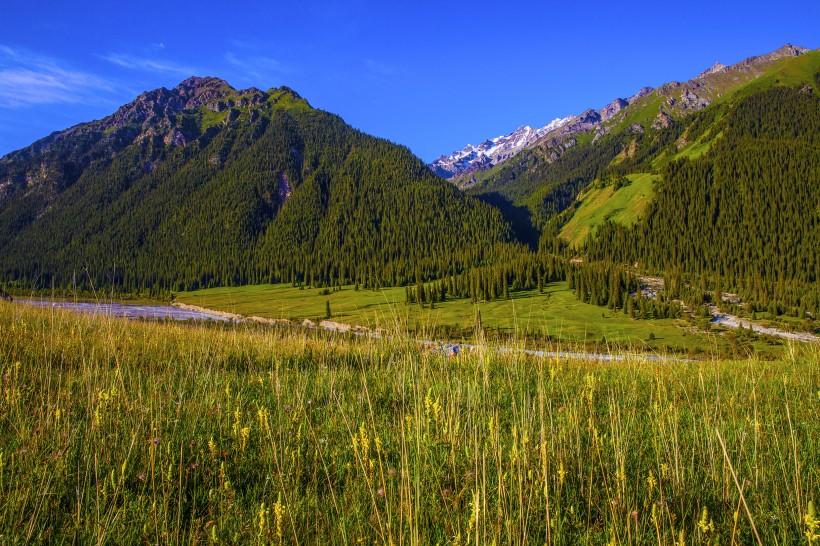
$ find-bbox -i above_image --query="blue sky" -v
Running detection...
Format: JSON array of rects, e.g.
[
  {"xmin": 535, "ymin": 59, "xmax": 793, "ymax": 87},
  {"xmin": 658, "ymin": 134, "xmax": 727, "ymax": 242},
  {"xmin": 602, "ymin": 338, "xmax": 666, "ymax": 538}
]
[{"xmin": 1, "ymin": 1, "xmax": 817, "ymax": 161}]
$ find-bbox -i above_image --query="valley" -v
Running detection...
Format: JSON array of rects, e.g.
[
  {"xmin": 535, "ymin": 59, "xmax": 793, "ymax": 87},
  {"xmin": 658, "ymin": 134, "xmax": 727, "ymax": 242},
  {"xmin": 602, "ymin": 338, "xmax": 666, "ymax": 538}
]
[
  {"xmin": 2, "ymin": 44, "xmax": 818, "ymax": 356},
  {"xmin": 172, "ymin": 280, "xmax": 791, "ymax": 358},
  {"xmin": 0, "ymin": 12, "xmax": 818, "ymax": 542}
]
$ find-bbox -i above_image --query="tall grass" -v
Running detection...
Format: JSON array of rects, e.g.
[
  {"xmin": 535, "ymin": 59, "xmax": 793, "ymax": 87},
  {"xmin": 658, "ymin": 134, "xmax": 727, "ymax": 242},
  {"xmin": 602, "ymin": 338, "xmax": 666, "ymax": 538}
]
[{"xmin": 0, "ymin": 301, "xmax": 817, "ymax": 544}]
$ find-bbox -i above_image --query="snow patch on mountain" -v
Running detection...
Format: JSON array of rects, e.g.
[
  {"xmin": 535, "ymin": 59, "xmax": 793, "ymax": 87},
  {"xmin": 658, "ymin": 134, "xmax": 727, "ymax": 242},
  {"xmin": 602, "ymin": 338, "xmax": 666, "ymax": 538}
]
[
  {"xmin": 430, "ymin": 85, "xmax": 662, "ymax": 180},
  {"xmin": 430, "ymin": 116, "xmax": 573, "ymax": 179}
]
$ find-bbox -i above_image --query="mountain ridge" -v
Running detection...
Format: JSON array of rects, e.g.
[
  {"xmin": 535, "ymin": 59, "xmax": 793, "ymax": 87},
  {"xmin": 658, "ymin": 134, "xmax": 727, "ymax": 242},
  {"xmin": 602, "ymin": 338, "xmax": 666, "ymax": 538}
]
[
  {"xmin": 431, "ymin": 43, "xmax": 812, "ymax": 183},
  {"xmin": 0, "ymin": 44, "xmax": 817, "ymax": 320},
  {"xmin": 0, "ymin": 77, "xmax": 310, "ymax": 202}
]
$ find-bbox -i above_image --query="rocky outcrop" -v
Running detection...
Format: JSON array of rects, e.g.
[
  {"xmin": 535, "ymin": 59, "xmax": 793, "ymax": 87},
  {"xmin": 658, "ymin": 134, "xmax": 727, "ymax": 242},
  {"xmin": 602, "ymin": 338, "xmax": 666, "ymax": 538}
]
[
  {"xmin": 652, "ymin": 111, "xmax": 673, "ymax": 130},
  {"xmin": 628, "ymin": 87, "xmax": 654, "ymax": 103},
  {"xmin": 600, "ymin": 98, "xmax": 629, "ymax": 122},
  {"xmin": 0, "ymin": 77, "xmax": 308, "ymax": 200},
  {"xmin": 649, "ymin": 43, "xmax": 810, "ymax": 117},
  {"xmin": 560, "ymin": 109, "xmax": 601, "ymax": 134},
  {"xmin": 734, "ymin": 43, "xmax": 809, "ymax": 69},
  {"xmin": 277, "ymin": 172, "xmax": 292, "ymax": 203},
  {"xmin": 164, "ymin": 128, "xmax": 188, "ymax": 147},
  {"xmin": 696, "ymin": 62, "xmax": 727, "ymax": 79},
  {"xmin": 680, "ymin": 89, "xmax": 709, "ymax": 110}
]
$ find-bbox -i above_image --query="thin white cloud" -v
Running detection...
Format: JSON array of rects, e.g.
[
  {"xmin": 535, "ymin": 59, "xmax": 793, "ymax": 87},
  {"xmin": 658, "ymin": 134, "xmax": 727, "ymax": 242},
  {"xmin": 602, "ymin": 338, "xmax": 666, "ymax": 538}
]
[
  {"xmin": 102, "ymin": 53, "xmax": 198, "ymax": 76},
  {"xmin": 224, "ymin": 52, "xmax": 287, "ymax": 82},
  {"xmin": 0, "ymin": 45, "xmax": 117, "ymax": 108}
]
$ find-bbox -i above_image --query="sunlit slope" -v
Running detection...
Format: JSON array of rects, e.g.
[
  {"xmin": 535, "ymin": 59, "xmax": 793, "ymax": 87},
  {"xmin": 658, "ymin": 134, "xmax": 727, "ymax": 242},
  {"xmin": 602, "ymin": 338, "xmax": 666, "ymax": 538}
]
[{"xmin": 559, "ymin": 173, "xmax": 658, "ymax": 248}]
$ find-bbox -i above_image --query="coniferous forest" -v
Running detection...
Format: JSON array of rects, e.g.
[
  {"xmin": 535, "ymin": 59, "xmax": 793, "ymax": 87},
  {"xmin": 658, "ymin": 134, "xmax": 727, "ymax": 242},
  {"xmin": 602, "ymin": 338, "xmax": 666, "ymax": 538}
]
[
  {"xmin": 586, "ymin": 87, "xmax": 820, "ymax": 316},
  {"xmin": 0, "ymin": 81, "xmax": 515, "ymax": 294}
]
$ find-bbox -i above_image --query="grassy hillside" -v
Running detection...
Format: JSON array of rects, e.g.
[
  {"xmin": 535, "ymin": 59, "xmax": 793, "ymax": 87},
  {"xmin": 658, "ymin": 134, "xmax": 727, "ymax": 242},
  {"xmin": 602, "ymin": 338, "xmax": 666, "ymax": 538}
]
[
  {"xmin": 559, "ymin": 173, "xmax": 657, "ymax": 248},
  {"xmin": 468, "ymin": 48, "xmax": 820, "ymax": 249},
  {"xmin": 606, "ymin": 47, "xmax": 820, "ymax": 135},
  {"xmin": 1, "ymin": 301, "xmax": 817, "ymax": 543},
  {"xmin": 718, "ymin": 48, "xmax": 820, "ymax": 102}
]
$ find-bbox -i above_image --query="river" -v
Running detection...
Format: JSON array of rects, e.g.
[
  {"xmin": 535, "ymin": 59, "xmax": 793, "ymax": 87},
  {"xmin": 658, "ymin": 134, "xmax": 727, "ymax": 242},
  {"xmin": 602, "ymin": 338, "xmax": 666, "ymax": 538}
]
[
  {"xmin": 15, "ymin": 299, "xmax": 231, "ymax": 322},
  {"xmin": 14, "ymin": 298, "xmax": 680, "ymax": 362}
]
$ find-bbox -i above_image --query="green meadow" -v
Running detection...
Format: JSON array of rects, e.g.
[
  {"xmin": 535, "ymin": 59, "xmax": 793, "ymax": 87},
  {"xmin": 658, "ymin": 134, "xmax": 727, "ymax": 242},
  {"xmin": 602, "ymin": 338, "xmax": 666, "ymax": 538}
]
[
  {"xmin": 175, "ymin": 281, "xmax": 730, "ymax": 355},
  {"xmin": 559, "ymin": 173, "xmax": 657, "ymax": 248},
  {"xmin": 1, "ymin": 301, "xmax": 818, "ymax": 544}
]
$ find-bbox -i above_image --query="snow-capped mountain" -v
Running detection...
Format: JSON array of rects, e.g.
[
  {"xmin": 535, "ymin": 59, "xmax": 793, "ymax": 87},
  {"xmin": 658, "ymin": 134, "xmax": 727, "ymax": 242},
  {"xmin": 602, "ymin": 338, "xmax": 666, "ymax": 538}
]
[
  {"xmin": 431, "ymin": 44, "xmax": 811, "ymax": 183},
  {"xmin": 430, "ymin": 88, "xmax": 657, "ymax": 181},
  {"xmin": 430, "ymin": 117, "xmax": 572, "ymax": 179}
]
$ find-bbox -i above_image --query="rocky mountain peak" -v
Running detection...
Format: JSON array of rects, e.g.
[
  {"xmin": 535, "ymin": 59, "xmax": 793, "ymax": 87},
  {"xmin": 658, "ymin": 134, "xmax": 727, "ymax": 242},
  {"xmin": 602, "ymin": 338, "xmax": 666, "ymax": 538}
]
[
  {"xmin": 775, "ymin": 43, "xmax": 809, "ymax": 56},
  {"xmin": 103, "ymin": 77, "xmax": 259, "ymax": 133},
  {"xmin": 735, "ymin": 43, "xmax": 809, "ymax": 69},
  {"xmin": 600, "ymin": 98, "xmax": 629, "ymax": 122},
  {"xmin": 697, "ymin": 62, "xmax": 727, "ymax": 79},
  {"xmin": 628, "ymin": 87, "xmax": 654, "ymax": 103},
  {"xmin": 693, "ymin": 44, "xmax": 808, "ymax": 80},
  {"xmin": 430, "ymin": 117, "xmax": 573, "ymax": 179},
  {"xmin": 109, "ymin": 87, "xmax": 182, "ymax": 130},
  {"xmin": 0, "ymin": 76, "xmax": 314, "ymax": 194},
  {"xmin": 273, "ymin": 86, "xmax": 303, "ymax": 100},
  {"xmin": 175, "ymin": 75, "xmax": 230, "ymax": 91},
  {"xmin": 430, "ymin": 86, "xmax": 657, "ymax": 181},
  {"xmin": 173, "ymin": 76, "xmax": 236, "ymax": 109}
]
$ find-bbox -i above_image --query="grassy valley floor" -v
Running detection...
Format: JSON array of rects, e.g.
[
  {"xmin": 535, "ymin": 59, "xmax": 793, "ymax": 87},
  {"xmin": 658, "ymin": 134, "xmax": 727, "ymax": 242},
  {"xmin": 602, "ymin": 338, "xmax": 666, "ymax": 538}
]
[
  {"xmin": 0, "ymin": 301, "xmax": 818, "ymax": 543},
  {"xmin": 175, "ymin": 281, "xmax": 785, "ymax": 358}
]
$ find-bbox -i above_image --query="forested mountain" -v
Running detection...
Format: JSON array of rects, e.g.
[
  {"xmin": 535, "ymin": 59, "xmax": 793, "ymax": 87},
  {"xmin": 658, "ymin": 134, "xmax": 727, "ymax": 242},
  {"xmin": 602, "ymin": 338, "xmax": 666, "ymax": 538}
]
[
  {"xmin": 586, "ymin": 85, "xmax": 820, "ymax": 314},
  {"xmin": 0, "ymin": 78, "xmax": 515, "ymax": 293},
  {"xmin": 461, "ymin": 45, "xmax": 820, "ymax": 317},
  {"xmin": 460, "ymin": 46, "xmax": 815, "ymax": 222}
]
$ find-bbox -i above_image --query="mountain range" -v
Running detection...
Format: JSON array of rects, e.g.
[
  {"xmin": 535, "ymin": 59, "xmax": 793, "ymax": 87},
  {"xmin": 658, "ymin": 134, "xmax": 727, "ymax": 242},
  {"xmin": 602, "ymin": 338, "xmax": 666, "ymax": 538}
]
[
  {"xmin": 429, "ymin": 117, "xmax": 573, "ymax": 180},
  {"xmin": 431, "ymin": 43, "xmax": 811, "ymax": 184},
  {"xmin": 0, "ymin": 43, "xmax": 818, "ymax": 319}
]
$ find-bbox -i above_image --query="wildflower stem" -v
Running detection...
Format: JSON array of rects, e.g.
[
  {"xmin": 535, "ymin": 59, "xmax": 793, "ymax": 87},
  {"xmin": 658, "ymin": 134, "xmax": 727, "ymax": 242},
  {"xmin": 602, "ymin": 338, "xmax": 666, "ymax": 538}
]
[{"xmin": 716, "ymin": 428, "xmax": 762, "ymax": 546}]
